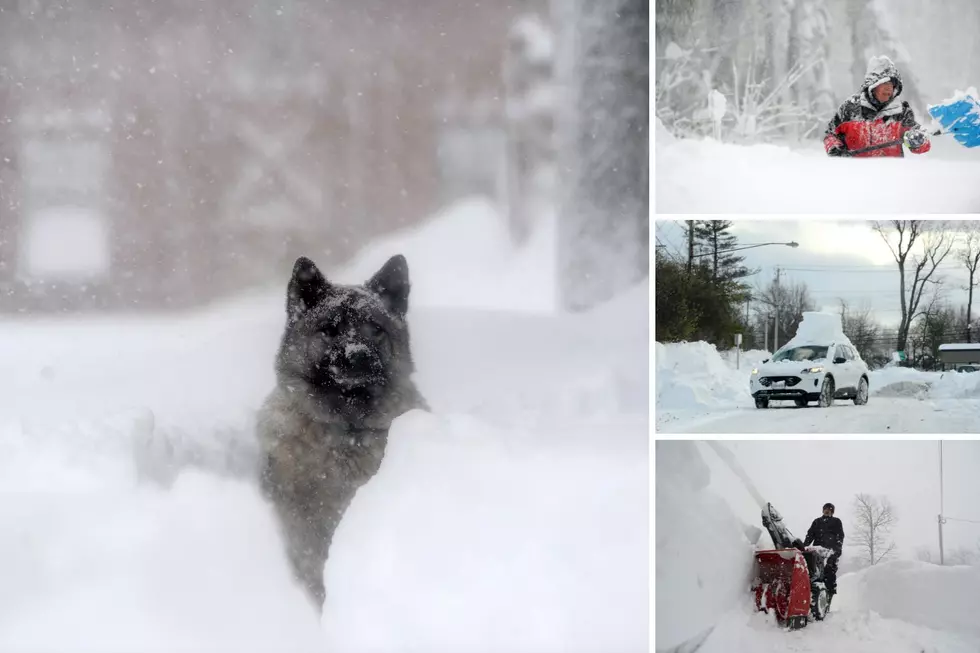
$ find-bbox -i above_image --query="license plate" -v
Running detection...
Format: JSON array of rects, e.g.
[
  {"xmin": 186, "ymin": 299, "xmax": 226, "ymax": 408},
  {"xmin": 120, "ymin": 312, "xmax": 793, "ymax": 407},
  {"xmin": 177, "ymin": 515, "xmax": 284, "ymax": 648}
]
[{"xmin": 773, "ymin": 381, "xmax": 785, "ymax": 389}]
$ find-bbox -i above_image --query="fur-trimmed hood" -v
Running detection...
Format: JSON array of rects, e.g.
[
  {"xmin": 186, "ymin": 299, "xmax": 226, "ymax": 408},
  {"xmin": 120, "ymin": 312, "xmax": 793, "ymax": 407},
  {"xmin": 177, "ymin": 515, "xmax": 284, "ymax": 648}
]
[{"xmin": 862, "ymin": 55, "xmax": 904, "ymax": 109}]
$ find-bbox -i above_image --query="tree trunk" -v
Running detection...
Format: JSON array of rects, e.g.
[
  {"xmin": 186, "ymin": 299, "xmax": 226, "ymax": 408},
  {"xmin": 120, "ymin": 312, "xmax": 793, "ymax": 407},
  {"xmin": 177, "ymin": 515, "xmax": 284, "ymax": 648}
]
[
  {"xmin": 556, "ymin": 0, "xmax": 649, "ymax": 311},
  {"xmin": 968, "ymin": 275, "xmax": 975, "ymax": 343},
  {"xmin": 687, "ymin": 220, "xmax": 695, "ymax": 273},
  {"xmin": 897, "ymin": 259, "xmax": 909, "ymax": 353}
]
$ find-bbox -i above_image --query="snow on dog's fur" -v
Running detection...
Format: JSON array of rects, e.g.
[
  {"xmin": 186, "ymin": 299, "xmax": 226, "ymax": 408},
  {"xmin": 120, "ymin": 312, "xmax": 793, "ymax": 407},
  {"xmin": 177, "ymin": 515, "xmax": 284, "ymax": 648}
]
[{"xmin": 257, "ymin": 255, "xmax": 427, "ymax": 611}]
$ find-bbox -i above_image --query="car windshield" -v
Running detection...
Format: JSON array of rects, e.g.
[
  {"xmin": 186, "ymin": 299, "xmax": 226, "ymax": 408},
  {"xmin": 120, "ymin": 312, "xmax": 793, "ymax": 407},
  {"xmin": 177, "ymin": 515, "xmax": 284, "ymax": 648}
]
[{"xmin": 771, "ymin": 345, "xmax": 829, "ymax": 362}]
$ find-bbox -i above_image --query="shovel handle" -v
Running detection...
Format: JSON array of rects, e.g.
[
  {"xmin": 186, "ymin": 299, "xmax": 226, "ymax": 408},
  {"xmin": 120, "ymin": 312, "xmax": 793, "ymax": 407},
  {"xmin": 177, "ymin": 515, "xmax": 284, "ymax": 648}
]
[
  {"xmin": 841, "ymin": 139, "xmax": 904, "ymax": 156},
  {"xmin": 841, "ymin": 128, "xmax": 947, "ymax": 157}
]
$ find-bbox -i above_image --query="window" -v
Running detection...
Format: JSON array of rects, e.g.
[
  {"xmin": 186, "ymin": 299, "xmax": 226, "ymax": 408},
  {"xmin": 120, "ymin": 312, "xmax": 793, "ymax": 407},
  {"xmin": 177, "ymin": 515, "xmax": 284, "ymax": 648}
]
[{"xmin": 772, "ymin": 346, "xmax": 829, "ymax": 362}]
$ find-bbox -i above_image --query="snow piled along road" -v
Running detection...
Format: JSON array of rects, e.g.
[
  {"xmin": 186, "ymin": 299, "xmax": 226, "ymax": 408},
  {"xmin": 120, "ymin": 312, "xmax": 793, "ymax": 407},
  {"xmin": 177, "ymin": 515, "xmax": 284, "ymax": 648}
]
[
  {"xmin": 0, "ymin": 198, "xmax": 649, "ymax": 653},
  {"xmin": 655, "ymin": 120, "xmax": 980, "ymax": 213},
  {"xmin": 656, "ymin": 441, "xmax": 980, "ymax": 653},
  {"xmin": 655, "ymin": 341, "xmax": 980, "ymax": 434}
]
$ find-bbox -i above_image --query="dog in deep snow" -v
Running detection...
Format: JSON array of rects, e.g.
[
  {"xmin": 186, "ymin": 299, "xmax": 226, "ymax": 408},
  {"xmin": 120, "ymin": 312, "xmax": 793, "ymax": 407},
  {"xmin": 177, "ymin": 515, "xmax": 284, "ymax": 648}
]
[{"xmin": 257, "ymin": 254, "xmax": 427, "ymax": 611}]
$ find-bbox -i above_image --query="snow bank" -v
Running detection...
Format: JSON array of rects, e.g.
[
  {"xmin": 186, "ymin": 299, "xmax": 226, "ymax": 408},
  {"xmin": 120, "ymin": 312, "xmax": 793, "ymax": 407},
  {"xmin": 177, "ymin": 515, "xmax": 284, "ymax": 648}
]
[
  {"xmin": 869, "ymin": 366, "xmax": 935, "ymax": 397},
  {"xmin": 656, "ymin": 116, "xmax": 676, "ymax": 144},
  {"xmin": 869, "ymin": 366, "xmax": 980, "ymax": 399},
  {"xmin": 842, "ymin": 560, "xmax": 980, "ymax": 638},
  {"xmin": 0, "ymin": 419, "xmax": 325, "ymax": 653},
  {"xmin": 0, "ymin": 191, "xmax": 648, "ymax": 652},
  {"xmin": 334, "ymin": 196, "xmax": 558, "ymax": 313},
  {"xmin": 656, "ymin": 441, "xmax": 756, "ymax": 652},
  {"xmin": 655, "ymin": 341, "xmax": 754, "ymax": 411},
  {"xmin": 656, "ymin": 136, "xmax": 980, "ymax": 213},
  {"xmin": 324, "ymin": 410, "xmax": 648, "ymax": 653}
]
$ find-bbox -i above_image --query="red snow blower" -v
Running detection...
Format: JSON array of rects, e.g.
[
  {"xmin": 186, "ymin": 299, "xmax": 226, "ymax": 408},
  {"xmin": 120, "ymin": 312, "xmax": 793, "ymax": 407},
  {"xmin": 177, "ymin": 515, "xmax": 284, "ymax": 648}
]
[{"xmin": 750, "ymin": 503, "xmax": 831, "ymax": 630}]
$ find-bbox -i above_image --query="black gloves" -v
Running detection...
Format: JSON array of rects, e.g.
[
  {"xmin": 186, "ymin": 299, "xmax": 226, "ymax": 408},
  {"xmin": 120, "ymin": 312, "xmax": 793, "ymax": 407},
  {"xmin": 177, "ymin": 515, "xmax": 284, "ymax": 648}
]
[{"xmin": 827, "ymin": 145, "xmax": 847, "ymax": 157}]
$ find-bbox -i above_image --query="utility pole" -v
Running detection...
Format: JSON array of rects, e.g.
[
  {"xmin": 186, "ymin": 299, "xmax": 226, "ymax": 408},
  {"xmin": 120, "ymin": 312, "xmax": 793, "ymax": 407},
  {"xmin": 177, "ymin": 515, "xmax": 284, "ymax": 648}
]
[
  {"xmin": 764, "ymin": 314, "xmax": 769, "ymax": 353},
  {"xmin": 774, "ymin": 267, "xmax": 781, "ymax": 352},
  {"xmin": 687, "ymin": 220, "xmax": 695, "ymax": 273},
  {"xmin": 938, "ymin": 440, "xmax": 946, "ymax": 565}
]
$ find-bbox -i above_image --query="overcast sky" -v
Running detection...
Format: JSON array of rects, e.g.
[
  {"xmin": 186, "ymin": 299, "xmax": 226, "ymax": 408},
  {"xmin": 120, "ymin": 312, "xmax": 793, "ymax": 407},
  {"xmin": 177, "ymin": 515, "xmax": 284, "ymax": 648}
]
[
  {"xmin": 698, "ymin": 440, "xmax": 980, "ymax": 562},
  {"xmin": 655, "ymin": 220, "xmax": 978, "ymax": 328}
]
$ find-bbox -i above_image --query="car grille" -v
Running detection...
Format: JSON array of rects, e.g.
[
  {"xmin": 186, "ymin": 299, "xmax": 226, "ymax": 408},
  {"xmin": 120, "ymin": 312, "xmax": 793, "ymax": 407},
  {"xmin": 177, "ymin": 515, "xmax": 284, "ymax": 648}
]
[{"xmin": 760, "ymin": 376, "xmax": 801, "ymax": 387}]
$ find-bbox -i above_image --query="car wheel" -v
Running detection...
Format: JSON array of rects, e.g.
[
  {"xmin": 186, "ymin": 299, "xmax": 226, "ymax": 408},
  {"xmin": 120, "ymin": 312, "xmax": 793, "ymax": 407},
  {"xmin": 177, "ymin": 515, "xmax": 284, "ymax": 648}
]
[
  {"xmin": 818, "ymin": 377, "xmax": 835, "ymax": 407},
  {"xmin": 755, "ymin": 397, "xmax": 769, "ymax": 409},
  {"xmin": 853, "ymin": 376, "xmax": 869, "ymax": 406},
  {"xmin": 794, "ymin": 398, "xmax": 808, "ymax": 408}
]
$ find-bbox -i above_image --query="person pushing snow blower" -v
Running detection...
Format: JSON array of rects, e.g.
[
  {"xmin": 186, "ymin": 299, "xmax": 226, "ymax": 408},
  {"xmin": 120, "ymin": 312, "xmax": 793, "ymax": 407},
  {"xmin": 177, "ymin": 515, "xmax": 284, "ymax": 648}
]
[
  {"xmin": 753, "ymin": 502, "xmax": 836, "ymax": 629},
  {"xmin": 803, "ymin": 503, "xmax": 844, "ymax": 606},
  {"xmin": 824, "ymin": 55, "xmax": 931, "ymax": 158}
]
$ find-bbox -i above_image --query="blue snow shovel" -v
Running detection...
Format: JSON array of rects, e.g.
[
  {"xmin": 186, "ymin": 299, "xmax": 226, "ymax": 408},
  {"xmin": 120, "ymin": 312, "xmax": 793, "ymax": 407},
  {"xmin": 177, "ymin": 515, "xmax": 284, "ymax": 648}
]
[{"xmin": 928, "ymin": 93, "xmax": 980, "ymax": 148}]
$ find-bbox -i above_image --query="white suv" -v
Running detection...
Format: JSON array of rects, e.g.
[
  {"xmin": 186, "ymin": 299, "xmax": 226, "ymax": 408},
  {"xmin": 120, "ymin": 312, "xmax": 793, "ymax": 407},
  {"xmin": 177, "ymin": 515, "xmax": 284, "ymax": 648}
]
[{"xmin": 750, "ymin": 341, "xmax": 870, "ymax": 409}]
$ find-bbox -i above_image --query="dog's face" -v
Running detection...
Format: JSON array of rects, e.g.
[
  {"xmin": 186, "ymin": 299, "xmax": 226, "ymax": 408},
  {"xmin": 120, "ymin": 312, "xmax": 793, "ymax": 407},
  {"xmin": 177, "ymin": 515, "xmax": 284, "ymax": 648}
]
[{"xmin": 275, "ymin": 255, "xmax": 416, "ymax": 427}]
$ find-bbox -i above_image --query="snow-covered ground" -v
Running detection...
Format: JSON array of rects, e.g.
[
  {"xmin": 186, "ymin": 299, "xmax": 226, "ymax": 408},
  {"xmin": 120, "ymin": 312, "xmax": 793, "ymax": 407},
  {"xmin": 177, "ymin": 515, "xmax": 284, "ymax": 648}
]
[
  {"xmin": 656, "ymin": 441, "xmax": 980, "ymax": 653},
  {"xmin": 655, "ymin": 340, "xmax": 980, "ymax": 433},
  {"xmin": 655, "ymin": 120, "xmax": 980, "ymax": 213},
  {"xmin": 0, "ymin": 197, "xmax": 649, "ymax": 653}
]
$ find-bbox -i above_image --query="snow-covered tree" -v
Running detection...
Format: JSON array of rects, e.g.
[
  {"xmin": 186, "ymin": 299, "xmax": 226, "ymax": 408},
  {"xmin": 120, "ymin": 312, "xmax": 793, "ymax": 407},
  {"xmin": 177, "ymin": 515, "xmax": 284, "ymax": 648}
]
[
  {"xmin": 556, "ymin": 0, "xmax": 648, "ymax": 311},
  {"xmin": 844, "ymin": 0, "xmax": 925, "ymax": 113},
  {"xmin": 503, "ymin": 10, "xmax": 557, "ymax": 246}
]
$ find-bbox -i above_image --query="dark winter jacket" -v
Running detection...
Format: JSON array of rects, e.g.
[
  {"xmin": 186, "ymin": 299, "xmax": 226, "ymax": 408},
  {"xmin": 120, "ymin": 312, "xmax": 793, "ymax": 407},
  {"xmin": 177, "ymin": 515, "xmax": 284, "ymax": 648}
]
[
  {"xmin": 804, "ymin": 515, "xmax": 845, "ymax": 555},
  {"xmin": 823, "ymin": 56, "xmax": 931, "ymax": 158}
]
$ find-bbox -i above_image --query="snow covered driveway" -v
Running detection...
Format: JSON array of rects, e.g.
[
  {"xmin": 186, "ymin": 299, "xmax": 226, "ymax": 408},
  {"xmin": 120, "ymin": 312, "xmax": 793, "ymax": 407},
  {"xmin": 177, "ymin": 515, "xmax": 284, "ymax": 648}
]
[
  {"xmin": 699, "ymin": 595, "xmax": 980, "ymax": 653},
  {"xmin": 657, "ymin": 397, "xmax": 980, "ymax": 434}
]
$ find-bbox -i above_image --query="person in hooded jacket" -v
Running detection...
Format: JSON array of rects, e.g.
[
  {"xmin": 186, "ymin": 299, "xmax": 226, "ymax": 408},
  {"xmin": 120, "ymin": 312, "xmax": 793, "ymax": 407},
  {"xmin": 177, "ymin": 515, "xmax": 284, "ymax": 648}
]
[
  {"xmin": 804, "ymin": 502, "xmax": 844, "ymax": 602},
  {"xmin": 824, "ymin": 55, "xmax": 931, "ymax": 158}
]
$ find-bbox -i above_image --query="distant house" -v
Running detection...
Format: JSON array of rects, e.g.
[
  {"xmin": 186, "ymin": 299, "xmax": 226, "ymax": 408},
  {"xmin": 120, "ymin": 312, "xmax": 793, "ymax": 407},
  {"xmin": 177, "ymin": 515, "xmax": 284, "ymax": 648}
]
[
  {"xmin": 937, "ymin": 343, "xmax": 980, "ymax": 371},
  {"xmin": 0, "ymin": 0, "xmax": 548, "ymax": 312}
]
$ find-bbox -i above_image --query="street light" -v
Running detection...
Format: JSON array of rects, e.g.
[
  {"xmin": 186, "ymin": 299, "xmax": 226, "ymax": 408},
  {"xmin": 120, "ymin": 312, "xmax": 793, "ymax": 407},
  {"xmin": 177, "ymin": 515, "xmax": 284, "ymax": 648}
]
[{"xmin": 690, "ymin": 241, "xmax": 799, "ymax": 258}]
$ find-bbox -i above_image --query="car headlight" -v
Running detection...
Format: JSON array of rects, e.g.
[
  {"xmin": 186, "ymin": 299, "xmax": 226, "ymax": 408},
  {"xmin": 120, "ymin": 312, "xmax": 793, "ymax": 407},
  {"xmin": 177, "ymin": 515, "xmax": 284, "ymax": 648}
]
[
  {"xmin": 802, "ymin": 366, "xmax": 824, "ymax": 374},
  {"xmin": 751, "ymin": 368, "xmax": 759, "ymax": 375}
]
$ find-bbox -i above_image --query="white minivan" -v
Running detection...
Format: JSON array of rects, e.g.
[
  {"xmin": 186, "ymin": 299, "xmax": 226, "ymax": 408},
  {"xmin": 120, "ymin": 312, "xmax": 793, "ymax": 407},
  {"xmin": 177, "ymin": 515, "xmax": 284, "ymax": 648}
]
[{"xmin": 750, "ymin": 341, "xmax": 870, "ymax": 409}]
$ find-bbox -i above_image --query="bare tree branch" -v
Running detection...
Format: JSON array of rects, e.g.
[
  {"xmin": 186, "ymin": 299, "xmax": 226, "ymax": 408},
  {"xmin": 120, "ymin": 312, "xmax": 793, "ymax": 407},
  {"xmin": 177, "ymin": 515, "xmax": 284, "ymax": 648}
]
[
  {"xmin": 962, "ymin": 226, "xmax": 980, "ymax": 342},
  {"xmin": 872, "ymin": 221, "xmax": 954, "ymax": 353},
  {"xmin": 850, "ymin": 493, "xmax": 898, "ymax": 566}
]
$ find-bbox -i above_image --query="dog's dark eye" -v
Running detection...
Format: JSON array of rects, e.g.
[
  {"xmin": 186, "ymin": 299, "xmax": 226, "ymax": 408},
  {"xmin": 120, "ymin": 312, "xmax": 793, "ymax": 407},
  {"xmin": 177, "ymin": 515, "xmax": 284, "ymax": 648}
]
[{"xmin": 359, "ymin": 322, "xmax": 384, "ymax": 339}]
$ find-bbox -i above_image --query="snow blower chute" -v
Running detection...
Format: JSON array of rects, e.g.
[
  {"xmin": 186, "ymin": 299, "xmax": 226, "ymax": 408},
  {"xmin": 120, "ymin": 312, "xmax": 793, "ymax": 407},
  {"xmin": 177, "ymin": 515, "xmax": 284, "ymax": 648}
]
[{"xmin": 751, "ymin": 503, "xmax": 832, "ymax": 630}]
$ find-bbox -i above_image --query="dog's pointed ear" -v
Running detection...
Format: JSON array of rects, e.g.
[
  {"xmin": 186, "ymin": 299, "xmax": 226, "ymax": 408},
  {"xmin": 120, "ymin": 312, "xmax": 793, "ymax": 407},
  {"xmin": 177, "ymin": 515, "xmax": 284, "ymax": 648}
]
[
  {"xmin": 366, "ymin": 254, "xmax": 410, "ymax": 317},
  {"xmin": 287, "ymin": 256, "xmax": 329, "ymax": 325}
]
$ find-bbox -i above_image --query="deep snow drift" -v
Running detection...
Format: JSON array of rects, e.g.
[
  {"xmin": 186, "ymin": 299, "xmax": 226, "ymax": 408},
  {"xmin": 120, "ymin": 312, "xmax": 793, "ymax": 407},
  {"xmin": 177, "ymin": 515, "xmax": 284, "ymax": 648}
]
[
  {"xmin": 0, "ymin": 197, "xmax": 649, "ymax": 652},
  {"xmin": 656, "ymin": 441, "xmax": 980, "ymax": 653},
  {"xmin": 656, "ymin": 121, "xmax": 980, "ymax": 213},
  {"xmin": 655, "ymin": 340, "xmax": 980, "ymax": 433}
]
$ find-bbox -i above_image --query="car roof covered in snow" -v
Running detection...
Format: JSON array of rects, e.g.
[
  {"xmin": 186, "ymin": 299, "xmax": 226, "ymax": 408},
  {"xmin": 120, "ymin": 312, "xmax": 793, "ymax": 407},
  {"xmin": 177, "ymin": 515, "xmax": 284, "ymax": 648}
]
[
  {"xmin": 777, "ymin": 312, "xmax": 856, "ymax": 351},
  {"xmin": 938, "ymin": 343, "xmax": 980, "ymax": 351}
]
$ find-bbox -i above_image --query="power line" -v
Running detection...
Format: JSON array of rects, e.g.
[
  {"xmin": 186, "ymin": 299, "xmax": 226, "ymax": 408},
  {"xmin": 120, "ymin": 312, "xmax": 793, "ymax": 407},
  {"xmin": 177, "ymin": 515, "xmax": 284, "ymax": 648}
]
[{"xmin": 778, "ymin": 266, "xmax": 968, "ymax": 274}]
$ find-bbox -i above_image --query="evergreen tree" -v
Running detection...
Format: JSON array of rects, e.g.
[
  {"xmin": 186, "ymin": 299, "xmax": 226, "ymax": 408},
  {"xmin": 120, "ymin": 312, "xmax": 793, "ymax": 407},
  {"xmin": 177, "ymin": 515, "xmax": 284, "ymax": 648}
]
[{"xmin": 693, "ymin": 220, "xmax": 754, "ymax": 283}]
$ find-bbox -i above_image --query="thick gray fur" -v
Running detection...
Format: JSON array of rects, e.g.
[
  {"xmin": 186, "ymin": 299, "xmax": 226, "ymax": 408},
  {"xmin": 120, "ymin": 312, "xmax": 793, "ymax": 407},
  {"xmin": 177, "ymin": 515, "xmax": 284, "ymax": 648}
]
[{"xmin": 257, "ymin": 254, "xmax": 426, "ymax": 611}]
